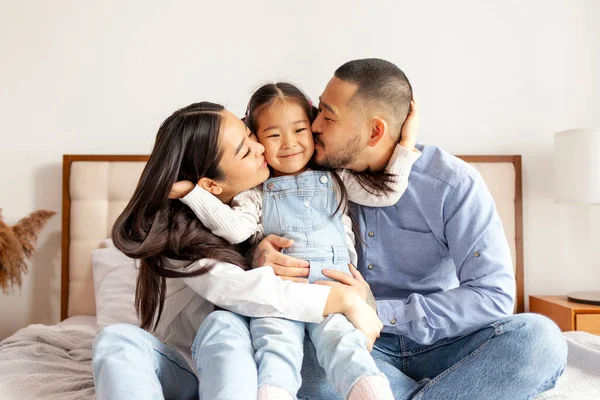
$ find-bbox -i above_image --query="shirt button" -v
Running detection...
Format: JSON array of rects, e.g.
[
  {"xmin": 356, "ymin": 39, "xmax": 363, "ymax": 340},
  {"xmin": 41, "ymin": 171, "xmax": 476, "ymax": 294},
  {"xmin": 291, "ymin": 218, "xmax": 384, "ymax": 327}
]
[
  {"xmin": 320, "ymin": 175, "xmax": 328, "ymax": 184},
  {"xmin": 474, "ymin": 251, "xmax": 480, "ymax": 257},
  {"xmin": 368, "ymin": 231, "xmax": 375, "ymax": 237},
  {"xmin": 304, "ymin": 199, "xmax": 310, "ymax": 208},
  {"xmin": 390, "ymin": 318, "xmax": 397, "ymax": 325},
  {"xmin": 267, "ymin": 182, "xmax": 275, "ymax": 190},
  {"xmin": 367, "ymin": 264, "xmax": 374, "ymax": 270}
]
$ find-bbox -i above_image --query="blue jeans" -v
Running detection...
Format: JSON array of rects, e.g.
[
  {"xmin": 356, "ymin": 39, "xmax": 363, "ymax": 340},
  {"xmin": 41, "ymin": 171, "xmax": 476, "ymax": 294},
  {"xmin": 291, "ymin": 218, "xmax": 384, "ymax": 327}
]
[
  {"xmin": 93, "ymin": 313, "xmax": 259, "ymax": 400},
  {"xmin": 298, "ymin": 314, "xmax": 567, "ymax": 400},
  {"xmin": 92, "ymin": 324, "xmax": 198, "ymax": 400},
  {"xmin": 251, "ymin": 314, "xmax": 386, "ymax": 398}
]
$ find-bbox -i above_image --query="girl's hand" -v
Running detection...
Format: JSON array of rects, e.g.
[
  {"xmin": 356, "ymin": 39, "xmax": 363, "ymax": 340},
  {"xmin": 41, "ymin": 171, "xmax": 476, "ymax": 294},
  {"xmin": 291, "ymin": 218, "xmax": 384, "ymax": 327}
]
[
  {"xmin": 168, "ymin": 180, "xmax": 195, "ymax": 199},
  {"xmin": 398, "ymin": 99, "xmax": 419, "ymax": 151}
]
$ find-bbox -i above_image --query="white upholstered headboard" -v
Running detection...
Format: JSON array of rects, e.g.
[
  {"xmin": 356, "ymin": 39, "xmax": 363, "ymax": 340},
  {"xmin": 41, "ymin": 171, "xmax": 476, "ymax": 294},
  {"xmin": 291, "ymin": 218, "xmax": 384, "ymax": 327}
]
[{"xmin": 60, "ymin": 154, "xmax": 524, "ymax": 320}]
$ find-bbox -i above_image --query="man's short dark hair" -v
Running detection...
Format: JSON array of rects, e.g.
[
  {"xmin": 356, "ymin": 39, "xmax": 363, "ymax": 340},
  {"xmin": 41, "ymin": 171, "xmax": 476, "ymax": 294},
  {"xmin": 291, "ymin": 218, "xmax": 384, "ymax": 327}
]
[{"xmin": 335, "ymin": 58, "xmax": 412, "ymax": 138}]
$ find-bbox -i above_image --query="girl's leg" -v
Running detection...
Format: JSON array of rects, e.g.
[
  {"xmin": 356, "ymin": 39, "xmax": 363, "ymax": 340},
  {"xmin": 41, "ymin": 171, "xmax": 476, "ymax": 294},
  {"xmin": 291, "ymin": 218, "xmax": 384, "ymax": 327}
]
[
  {"xmin": 192, "ymin": 311, "xmax": 258, "ymax": 400},
  {"xmin": 92, "ymin": 323, "xmax": 198, "ymax": 400},
  {"xmin": 250, "ymin": 317, "xmax": 306, "ymax": 397},
  {"xmin": 307, "ymin": 315, "xmax": 393, "ymax": 400}
]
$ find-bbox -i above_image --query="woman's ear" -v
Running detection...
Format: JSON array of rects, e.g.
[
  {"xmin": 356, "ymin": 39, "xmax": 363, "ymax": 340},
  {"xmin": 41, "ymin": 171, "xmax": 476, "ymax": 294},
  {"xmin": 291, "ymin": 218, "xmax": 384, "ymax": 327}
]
[{"xmin": 197, "ymin": 177, "xmax": 223, "ymax": 195}]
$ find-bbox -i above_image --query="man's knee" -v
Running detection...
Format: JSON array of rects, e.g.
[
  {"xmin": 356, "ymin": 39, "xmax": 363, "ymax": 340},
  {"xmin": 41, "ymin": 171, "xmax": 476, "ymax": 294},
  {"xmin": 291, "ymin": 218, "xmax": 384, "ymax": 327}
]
[{"xmin": 500, "ymin": 313, "xmax": 567, "ymax": 370}]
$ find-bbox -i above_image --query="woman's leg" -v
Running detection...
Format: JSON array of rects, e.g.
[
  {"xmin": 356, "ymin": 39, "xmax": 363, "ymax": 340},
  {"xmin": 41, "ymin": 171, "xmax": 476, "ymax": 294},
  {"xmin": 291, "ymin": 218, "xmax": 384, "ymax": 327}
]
[
  {"xmin": 192, "ymin": 311, "xmax": 258, "ymax": 400},
  {"xmin": 250, "ymin": 317, "xmax": 306, "ymax": 398},
  {"xmin": 92, "ymin": 324, "xmax": 198, "ymax": 400},
  {"xmin": 307, "ymin": 314, "xmax": 393, "ymax": 400}
]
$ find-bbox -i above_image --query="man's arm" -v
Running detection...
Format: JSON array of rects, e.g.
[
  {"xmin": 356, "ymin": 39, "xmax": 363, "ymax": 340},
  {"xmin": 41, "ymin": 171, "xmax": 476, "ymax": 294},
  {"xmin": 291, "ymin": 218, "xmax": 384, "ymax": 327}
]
[{"xmin": 375, "ymin": 171, "xmax": 515, "ymax": 344}]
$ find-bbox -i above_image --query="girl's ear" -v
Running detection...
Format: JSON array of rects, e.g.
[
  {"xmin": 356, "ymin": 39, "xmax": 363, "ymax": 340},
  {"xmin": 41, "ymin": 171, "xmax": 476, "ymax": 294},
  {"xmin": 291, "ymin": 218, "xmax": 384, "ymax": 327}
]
[{"xmin": 197, "ymin": 177, "xmax": 223, "ymax": 195}]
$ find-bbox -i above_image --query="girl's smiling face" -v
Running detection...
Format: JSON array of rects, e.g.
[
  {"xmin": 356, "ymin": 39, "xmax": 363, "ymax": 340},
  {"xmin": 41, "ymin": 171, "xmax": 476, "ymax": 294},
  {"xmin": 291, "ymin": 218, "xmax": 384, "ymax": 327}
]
[{"xmin": 255, "ymin": 100, "xmax": 314, "ymax": 177}]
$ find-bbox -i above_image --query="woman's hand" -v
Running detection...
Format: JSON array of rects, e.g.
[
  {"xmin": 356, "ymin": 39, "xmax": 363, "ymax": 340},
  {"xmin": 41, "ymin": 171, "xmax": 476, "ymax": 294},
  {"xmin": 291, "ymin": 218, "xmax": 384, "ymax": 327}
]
[
  {"xmin": 168, "ymin": 180, "xmax": 195, "ymax": 199},
  {"xmin": 250, "ymin": 235, "xmax": 310, "ymax": 283},
  {"xmin": 398, "ymin": 99, "xmax": 419, "ymax": 151},
  {"xmin": 326, "ymin": 287, "xmax": 382, "ymax": 351}
]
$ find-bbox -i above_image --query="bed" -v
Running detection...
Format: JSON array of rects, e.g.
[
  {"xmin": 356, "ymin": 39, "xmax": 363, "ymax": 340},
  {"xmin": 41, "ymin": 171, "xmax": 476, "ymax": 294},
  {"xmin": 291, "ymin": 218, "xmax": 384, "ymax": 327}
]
[{"xmin": 0, "ymin": 154, "xmax": 598, "ymax": 399}]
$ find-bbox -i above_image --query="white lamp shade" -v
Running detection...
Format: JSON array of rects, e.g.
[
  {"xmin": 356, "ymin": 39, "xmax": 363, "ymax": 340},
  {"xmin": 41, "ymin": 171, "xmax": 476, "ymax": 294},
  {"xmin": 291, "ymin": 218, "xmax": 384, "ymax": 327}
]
[{"xmin": 554, "ymin": 128, "xmax": 600, "ymax": 204}]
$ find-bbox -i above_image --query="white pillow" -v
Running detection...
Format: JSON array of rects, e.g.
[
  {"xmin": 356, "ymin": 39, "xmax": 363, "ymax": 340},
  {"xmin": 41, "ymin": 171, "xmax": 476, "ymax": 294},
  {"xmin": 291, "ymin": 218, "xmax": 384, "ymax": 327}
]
[{"xmin": 92, "ymin": 239, "xmax": 139, "ymax": 328}]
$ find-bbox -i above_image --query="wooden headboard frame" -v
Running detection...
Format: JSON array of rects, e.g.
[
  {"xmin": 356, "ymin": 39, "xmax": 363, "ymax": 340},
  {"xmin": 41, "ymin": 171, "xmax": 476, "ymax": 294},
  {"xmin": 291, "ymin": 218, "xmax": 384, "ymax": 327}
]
[
  {"xmin": 457, "ymin": 155, "xmax": 524, "ymax": 313},
  {"xmin": 61, "ymin": 154, "xmax": 524, "ymax": 320}
]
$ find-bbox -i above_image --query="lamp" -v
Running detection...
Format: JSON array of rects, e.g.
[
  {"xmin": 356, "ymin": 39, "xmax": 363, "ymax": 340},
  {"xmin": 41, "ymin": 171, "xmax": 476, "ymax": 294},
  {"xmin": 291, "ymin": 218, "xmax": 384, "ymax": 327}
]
[{"xmin": 554, "ymin": 127, "xmax": 600, "ymax": 305}]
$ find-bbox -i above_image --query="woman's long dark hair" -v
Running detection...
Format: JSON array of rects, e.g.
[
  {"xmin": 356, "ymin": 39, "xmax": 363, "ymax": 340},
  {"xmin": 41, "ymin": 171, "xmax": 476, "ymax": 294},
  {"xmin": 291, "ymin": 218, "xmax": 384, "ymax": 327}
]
[{"xmin": 112, "ymin": 102, "xmax": 249, "ymax": 331}]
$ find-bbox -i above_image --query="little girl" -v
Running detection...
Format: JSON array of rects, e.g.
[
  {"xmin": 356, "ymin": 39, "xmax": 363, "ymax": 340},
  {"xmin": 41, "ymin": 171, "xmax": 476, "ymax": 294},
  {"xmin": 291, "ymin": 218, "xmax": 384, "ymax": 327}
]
[{"xmin": 176, "ymin": 83, "xmax": 420, "ymax": 399}]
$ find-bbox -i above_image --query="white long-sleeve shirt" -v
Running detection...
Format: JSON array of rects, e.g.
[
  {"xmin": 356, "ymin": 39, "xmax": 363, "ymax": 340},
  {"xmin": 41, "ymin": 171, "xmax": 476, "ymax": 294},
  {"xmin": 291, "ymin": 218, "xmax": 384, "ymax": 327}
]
[
  {"xmin": 181, "ymin": 144, "xmax": 420, "ymax": 264},
  {"xmin": 97, "ymin": 239, "xmax": 331, "ymax": 370},
  {"xmin": 157, "ymin": 258, "xmax": 331, "ymax": 369}
]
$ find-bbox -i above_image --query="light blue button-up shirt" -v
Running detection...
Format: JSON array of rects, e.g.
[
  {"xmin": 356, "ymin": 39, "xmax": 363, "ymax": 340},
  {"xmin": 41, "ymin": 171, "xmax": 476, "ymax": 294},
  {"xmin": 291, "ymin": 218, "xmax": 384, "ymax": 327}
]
[{"xmin": 350, "ymin": 144, "xmax": 515, "ymax": 345}]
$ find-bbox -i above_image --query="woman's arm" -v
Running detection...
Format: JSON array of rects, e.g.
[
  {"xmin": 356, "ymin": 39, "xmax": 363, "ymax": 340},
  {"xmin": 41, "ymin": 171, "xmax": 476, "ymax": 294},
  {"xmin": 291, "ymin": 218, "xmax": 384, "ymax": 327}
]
[{"xmin": 180, "ymin": 258, "xmax": 382, "ymax": 350}]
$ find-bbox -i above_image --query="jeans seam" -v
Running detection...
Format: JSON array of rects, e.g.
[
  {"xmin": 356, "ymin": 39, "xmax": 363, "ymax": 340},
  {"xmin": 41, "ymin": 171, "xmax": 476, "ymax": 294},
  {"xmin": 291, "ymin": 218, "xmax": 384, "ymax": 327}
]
[
  {"xmin": 412, "ymin": 336, "xmax": 492, "ymax": 399},
  {"xmin": 143, "ymin": 340, "xmax": 165, "ymax": 399},
  {"xmin": 153, "ymin": 348, "xmax": 196, "ymax": 377},
  {"xmin": 399, "ymin": 335, "xmax": 409, "ymax": 372}
]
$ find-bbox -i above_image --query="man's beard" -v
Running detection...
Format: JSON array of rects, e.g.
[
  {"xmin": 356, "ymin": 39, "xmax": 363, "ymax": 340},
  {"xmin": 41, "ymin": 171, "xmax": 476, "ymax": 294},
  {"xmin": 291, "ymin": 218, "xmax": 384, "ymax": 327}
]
[{"xmin": 314, "ymin": 134, "xmax": 363, "ymax": 169}]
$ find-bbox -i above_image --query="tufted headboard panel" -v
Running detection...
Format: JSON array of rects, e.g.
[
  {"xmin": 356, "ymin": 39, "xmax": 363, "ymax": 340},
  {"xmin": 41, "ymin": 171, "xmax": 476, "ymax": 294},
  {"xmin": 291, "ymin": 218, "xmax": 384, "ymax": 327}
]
[{"xmin": 60, "ymin": 154, "xmax": 524, "ymax": 320}]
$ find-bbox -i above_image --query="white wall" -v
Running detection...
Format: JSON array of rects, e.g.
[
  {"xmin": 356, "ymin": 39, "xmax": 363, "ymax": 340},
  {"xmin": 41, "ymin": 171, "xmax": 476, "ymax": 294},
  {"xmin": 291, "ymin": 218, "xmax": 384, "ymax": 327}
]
[{"xmin": 1, "ymin": 0, "xmax": 599, "ymax": 339}]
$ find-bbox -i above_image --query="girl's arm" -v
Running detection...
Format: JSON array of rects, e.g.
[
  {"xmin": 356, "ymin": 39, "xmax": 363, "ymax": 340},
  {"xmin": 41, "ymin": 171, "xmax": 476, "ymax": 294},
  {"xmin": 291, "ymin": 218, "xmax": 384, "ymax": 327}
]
[
  {"xmin": 339, "ymin": 100, "xmax": 421, "ymax": 207},
  {"xmin": 338, "ymin": 144, "xmax": 420, "ymax": 206},
  {"xmin": 180, "ymin": 185, "xmax": 261, "ymax": 244}
]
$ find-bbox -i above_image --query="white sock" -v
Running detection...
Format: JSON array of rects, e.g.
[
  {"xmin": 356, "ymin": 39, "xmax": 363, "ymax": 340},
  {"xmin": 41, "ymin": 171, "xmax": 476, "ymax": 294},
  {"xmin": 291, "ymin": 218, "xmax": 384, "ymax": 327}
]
[
  {"xmin": 258, "ymin": 384, "xmax": 294, "ymax": 400},
  {"xmin": 347, "ymin": 375, "xmax": 394, "ymax": 400}
]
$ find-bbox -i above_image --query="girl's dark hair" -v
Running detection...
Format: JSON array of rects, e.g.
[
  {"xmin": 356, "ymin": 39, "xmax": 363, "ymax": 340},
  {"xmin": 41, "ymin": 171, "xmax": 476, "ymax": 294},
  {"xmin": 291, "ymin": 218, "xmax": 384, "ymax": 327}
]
[
  {"xmin": 245, "ymin": 82, "xmax": 317, "ymax": 133},
  {"xmin": 245, "ymin": 82, "xmax": 349, "ymax": 216},
  {"xmin": 112, "ymin": 102, "xmax": 249, "ymax": 331}
]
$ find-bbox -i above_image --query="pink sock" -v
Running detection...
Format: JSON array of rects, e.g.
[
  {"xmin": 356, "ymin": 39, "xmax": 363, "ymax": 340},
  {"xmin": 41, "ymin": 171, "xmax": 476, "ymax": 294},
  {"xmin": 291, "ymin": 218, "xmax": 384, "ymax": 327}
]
[
  {"xmin": 347, "ymin": 375, "xmax": 394, "ymax": 400},
  {"xmin": 257, "ymin": 384, "xmax": 293, "ymax": 400}
]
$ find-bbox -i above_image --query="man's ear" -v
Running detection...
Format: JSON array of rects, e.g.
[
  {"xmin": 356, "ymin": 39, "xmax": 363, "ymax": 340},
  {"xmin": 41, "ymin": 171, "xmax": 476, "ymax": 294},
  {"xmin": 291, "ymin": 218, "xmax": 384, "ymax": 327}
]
[
  {"xmin": 367, "ymin": 116, "xmax": 387, "ymax": 147},
  {"xmin": 197, "ymin": 177, "xmax": 223, "ymax": 195}
]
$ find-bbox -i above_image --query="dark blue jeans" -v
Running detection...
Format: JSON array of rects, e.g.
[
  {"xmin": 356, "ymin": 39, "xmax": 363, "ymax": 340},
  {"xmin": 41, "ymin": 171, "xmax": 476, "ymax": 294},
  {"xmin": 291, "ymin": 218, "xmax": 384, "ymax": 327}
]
[{"xmin": 298, "ymin": 313, "xmax": 567, "ymax": 400}]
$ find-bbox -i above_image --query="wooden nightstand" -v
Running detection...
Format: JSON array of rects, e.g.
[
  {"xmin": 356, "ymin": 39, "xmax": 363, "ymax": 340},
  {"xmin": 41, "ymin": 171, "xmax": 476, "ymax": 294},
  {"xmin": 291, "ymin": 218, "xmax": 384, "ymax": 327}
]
[{"xmin": 530, "ymin": 295, "xmax": 600, "ymax": 335}]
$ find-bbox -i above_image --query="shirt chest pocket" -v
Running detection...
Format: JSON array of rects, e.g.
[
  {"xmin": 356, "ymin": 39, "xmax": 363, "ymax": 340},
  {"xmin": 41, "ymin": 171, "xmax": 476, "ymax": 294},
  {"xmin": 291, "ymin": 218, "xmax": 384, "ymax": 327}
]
[{"xmin": 389, "ymin": 227, "xmax": 442, "ymax": 278}]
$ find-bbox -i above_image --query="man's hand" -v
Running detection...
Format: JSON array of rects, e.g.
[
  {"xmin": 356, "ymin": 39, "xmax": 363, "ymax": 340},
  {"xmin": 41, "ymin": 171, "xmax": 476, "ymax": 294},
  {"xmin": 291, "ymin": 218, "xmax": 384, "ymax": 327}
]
[
  {"xmin": 316, "ymin": 264, "xmax": 377, "ymax": 312},
  {"xmin": 168, "ymin": 180, "xmax": 195, "ymax": 199},
  {"xmin": 399, "ymin": 99, "xmax": 419, "ymax": 151},
  {"xmin": 250, "ymin": 235, "xmax": 310, "ymax": 283}
]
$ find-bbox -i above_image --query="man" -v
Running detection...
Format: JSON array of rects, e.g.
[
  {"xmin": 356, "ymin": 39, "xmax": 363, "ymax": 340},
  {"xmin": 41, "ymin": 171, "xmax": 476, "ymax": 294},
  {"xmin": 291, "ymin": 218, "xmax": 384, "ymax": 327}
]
[{"xmin": 256, "ymin": 58, "xmax": 567, "ymax": 399}]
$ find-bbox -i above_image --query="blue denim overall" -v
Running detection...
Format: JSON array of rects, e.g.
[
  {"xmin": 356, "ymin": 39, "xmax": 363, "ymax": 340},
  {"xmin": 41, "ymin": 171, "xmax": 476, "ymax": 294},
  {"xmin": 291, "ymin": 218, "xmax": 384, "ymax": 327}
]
[{"xmin": 250, "ymin": 171, "xmax": 385, "ymax": 398}]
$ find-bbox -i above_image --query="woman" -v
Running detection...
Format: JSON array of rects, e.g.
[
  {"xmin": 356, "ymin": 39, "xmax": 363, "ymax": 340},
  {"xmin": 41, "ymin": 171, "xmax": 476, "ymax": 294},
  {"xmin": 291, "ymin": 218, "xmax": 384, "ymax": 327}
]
[{"xmin": 92, "ymin": 101, "xmax": 381, "ymax": 400}]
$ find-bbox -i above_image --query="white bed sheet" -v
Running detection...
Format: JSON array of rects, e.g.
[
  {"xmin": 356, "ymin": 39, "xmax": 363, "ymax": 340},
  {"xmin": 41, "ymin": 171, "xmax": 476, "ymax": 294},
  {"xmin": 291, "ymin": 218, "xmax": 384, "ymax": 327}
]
[
  {"xmin": 537, "ymin": 331, "xmax": 600, "ymax": 400},
  {"xmin": 0, "ymin": 317, "xmax": 97, "ymax": 400}
]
